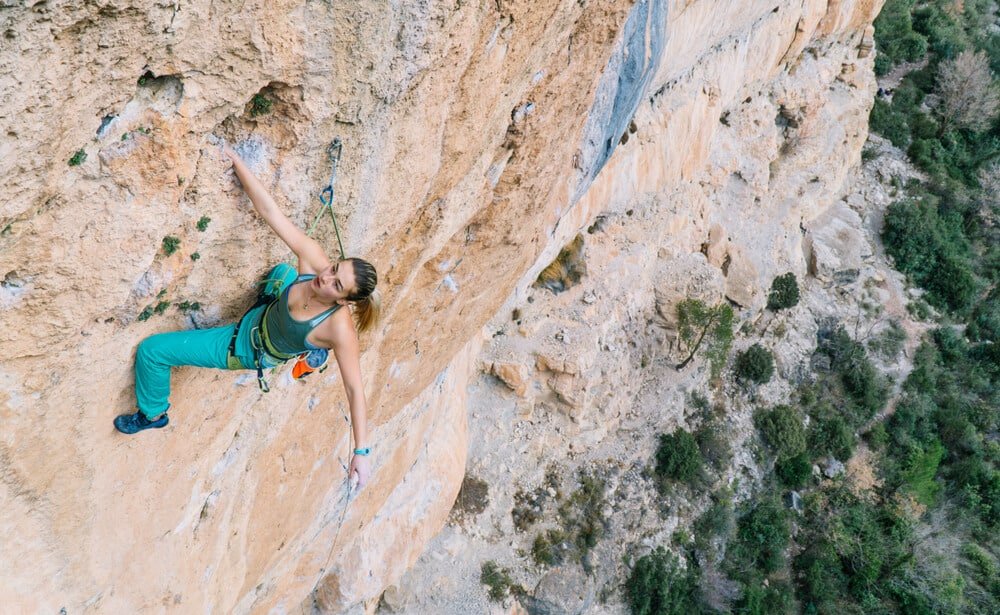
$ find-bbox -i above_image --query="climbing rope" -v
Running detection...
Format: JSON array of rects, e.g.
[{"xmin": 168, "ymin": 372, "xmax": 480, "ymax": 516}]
[
  {"xmin": 304, "ymin": 140, "xmax": 359, "ymax": 601},
  {"xmin": 310, "ymin": 406, "xmax": 357, "ymax": 602}
]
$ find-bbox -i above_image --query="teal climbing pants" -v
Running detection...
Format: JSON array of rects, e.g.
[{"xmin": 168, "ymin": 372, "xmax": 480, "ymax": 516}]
[
  {"xmin": 134, "ymin": 264, "xmax": 298, "ymax": 419},
  {"xmin": 134, "ymin": 306, "xmax": 267, "ymax": 419}
]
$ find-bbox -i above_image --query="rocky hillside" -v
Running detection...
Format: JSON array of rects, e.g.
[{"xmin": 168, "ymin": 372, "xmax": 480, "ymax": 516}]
[{"xmin": 0, "ymin": 0, "xmax": 883, "ymax": 612}]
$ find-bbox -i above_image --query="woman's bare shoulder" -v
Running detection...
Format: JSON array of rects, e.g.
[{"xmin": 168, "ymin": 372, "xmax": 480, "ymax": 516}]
[{"xmin": 312, "ymin": 306, "xmax": 356, "ymax": 349}]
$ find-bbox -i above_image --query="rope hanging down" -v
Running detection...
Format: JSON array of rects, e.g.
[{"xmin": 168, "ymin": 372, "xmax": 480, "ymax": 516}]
[{"xmin": 305, "ymin": 138, "xmax": 358, "ymax": 601}]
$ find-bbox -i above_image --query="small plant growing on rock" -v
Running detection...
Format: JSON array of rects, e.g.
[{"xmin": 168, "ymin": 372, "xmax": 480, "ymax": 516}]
[
  {"xmin": 162, "ymin": 235, "xmax": 181, "ymax": 256},
  {"xmin": 693, "ymin": 489, "xmax": 735, "ymax": 551},
  {"xmin": 68, "ymin": 149, "xmax": 87, "ymax": 166},
  {"xmin": 250, "ymin": 93, "xmax": 272, "ymax": 117},
  {"xmin": 190, "ymin": 252, "xmax": 201, "ymax": 261},
  {"xmin": 154, "ymin": 300, "xmax": 171, "ymax": 315},
  {"xmin": 868, "ymin": 319, "xmax": 907, "ymax": 358},
  {"xmin": 531, "ymin": 528, "xmax": 570, "ymax": 566},
  {"xmin": 735, "ymin": 344, "xmax": 775, "ymax": 384},
  {"xmin": 695, "ymin": 423, "xmax": 731, "ymax": 472},
  {"xmin": 196, "ymin": 216, "xmax": 211, "ymax": 232},
  {"xmin": 767, "ymin": 272, "xmax": 800, "ymax": 310},
  {"xmin": 480, "ymin": 561, "xmax": 522, "ymax": 602},
  {"xmin": 654, "ymin": 429, "xmax": 704, "ymax": 488},
  {"xmin": 557, "ymin": 471, "xmax": 608, "ymax": 561},
  {"xmin": 450, "ymin": 474, "xmax": 489, "ymax": 525},
  {"xmin": 176, "ymin": 301, "xmax": 201, "ymax": 313},
  {"xmin": 137, "ymin": 305, "xmax": 154, "ymax": 322},
  {"xmin": 512, "ymin": 488, "xmax": 545, "ymax": 532}
]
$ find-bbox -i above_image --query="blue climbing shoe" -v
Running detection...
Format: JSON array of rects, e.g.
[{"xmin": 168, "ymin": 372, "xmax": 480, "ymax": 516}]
[{"xmin": 114, "ymin": 410, "xmax": 169, "ymax": 434}]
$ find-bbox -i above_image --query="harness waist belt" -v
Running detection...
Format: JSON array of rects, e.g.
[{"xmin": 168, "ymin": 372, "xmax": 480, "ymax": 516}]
[{"xmin": 258, "ymin": 303, "xmax": 300, "ymax": 361}]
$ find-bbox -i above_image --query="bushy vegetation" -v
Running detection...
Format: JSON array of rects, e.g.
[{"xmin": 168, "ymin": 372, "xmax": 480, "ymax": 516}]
[
  {"xmin": 766, "ymin": 273, "xmax": 800, "ymax": 311},
  {"xmin": 882, "ymin": 190, "xmax": 978, "ymax": 312},
  {"xmin": 625, "ymin": 547, "xmax": 703, "ymax": 615},
  {"xmin": 727, "ymin": 497, "xmax": 790, "ymax": 576},
  {"xmin": 624, "ymin": 324, "xmax": 997, "ymax": 614},
  {"xmin": 654, "ymin": 430, "xmax": 704, "ymax": 488},
  {"xmin": 885, "ymin": 328, "xmax": 1000, "ymax": 531},
  {"xmin": 871, "ymin": 1, "xmax": 1000, "ymax": 317},
  {"xmin": 794, "ymin": 485, "xmax": 917, "ymax": 612},
  {"xmin": 873, "ymin": 0, "xmax": 927, "ymax": 75},
  {"xmin": 480, "ymin": 561, "xmax": 522, "ymax": 602},
  {"xmin": 734, "ymin": 344, "xmax": 775, "ymax": 384},
  {"xmin": 755, "ymin": 405, "xmax": 807, "ymax": 461},
  {"xmin": 816, "ymin": 326, "xmax": 890, "ymax": 422}
]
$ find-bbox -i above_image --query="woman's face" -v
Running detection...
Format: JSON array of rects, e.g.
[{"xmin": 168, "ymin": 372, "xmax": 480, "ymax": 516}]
[{"xmin": 312, "ymin": 260, "xmax": 357, "ymax": 304}]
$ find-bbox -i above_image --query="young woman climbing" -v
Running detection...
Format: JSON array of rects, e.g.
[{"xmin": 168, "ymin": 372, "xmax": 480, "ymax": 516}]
[{"xmin": 114, "ymin": 145, "xmax": 380, "ymax": 488}]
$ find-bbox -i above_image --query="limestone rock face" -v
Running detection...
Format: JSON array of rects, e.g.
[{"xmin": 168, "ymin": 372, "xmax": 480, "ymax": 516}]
[{"xmin": 0, "ymin": 0, "xmax": 883, "ymax": 612}]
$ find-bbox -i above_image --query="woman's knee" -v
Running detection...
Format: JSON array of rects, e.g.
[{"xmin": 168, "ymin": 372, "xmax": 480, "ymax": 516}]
[{"xmin": 136, "ymin": 333, "xmax": 173, "ymax": 364}]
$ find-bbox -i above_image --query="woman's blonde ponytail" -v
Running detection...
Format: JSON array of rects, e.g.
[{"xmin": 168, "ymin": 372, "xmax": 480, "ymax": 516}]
[
  {"xmin": 346, "ymin": 257, "xmax": 380, "ymax": 333},
  {"xmin": 353, "ymin": 287, "xmax": 381, "ymax": 333}
]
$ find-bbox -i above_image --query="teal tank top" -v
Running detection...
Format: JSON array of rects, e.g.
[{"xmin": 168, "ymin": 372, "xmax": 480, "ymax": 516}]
[{"xmin": 262, "ymin": 274, "xmax": 340, "ymax": 355}]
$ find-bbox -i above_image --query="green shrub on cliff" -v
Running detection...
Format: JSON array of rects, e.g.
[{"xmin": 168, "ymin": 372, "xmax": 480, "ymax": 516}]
[
  {"xmin": 874, "ymin": 0, "xmax": 927, "ymax": 75},
  {"xmin": 734, "ymin": 344, "xmax": 775, "ymax": 384},
  {"xmin": 755, "ymin": 405, "xmax": 806, "ymax": 460},
  {"xmin": 882, "ymin": 195, "xmax": 979, "ymax": 312},
  {"xmin": 654, "ymin": 430, "xmax": 704, "ymax": 489},
  {"xmin": 766, "ymin": 273, "xmax": 800, "ymax": 311},
  {"xmin": 625, "ymin": 547, "xmax": 703, "ymax": 615}
]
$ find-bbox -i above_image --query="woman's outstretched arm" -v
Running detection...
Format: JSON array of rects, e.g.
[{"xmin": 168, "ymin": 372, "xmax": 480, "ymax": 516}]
[
  {"xmin": 327, "ymin": 317, "xmax": 371, "ymax": 487},
  {"xmin": 224, "ymin": 146, "xmax": 330, "ymax": 273}
]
